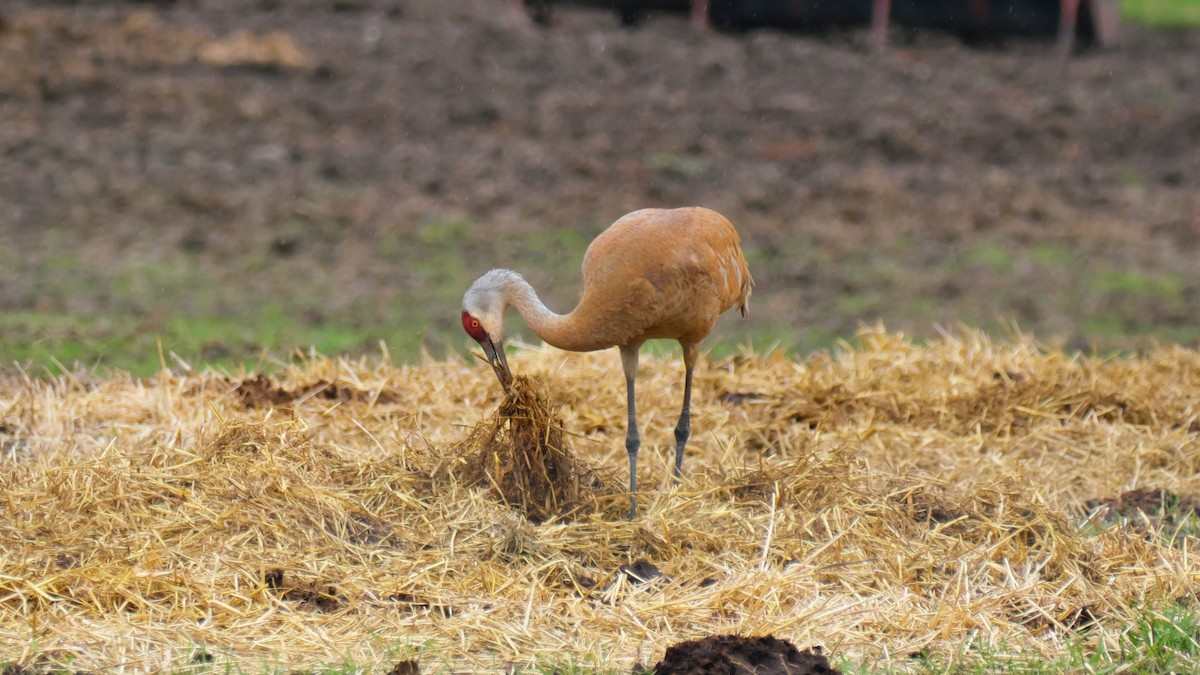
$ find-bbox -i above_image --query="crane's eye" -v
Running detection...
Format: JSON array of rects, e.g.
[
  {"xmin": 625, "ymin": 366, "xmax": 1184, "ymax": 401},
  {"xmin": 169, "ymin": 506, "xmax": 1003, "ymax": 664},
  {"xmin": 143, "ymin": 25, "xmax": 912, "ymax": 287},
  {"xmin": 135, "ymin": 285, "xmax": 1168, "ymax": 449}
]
[{"xmin": 462, "ymin": 310, "xmax": 488, "ymax": 341}]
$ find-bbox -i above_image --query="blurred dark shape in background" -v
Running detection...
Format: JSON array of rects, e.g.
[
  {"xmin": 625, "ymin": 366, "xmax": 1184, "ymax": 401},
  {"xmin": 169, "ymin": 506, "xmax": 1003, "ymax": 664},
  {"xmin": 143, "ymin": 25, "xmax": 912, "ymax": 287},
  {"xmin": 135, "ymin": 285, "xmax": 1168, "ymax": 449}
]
[{"xmin": 512, "ymin": 0, "xmax": 1120, "ymax": 52}]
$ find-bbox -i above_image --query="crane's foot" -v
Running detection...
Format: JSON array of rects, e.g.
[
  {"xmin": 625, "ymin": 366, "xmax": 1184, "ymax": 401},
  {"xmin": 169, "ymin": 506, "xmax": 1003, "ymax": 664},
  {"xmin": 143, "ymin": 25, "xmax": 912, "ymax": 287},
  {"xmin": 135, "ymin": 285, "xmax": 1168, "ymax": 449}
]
[
  {"xmin": 626, "ymin": 449, "xmax": 639, "ymax": 519},
  {"xmin": 673, "ymin": 423, "xmax": 690, "ymax": 485}
]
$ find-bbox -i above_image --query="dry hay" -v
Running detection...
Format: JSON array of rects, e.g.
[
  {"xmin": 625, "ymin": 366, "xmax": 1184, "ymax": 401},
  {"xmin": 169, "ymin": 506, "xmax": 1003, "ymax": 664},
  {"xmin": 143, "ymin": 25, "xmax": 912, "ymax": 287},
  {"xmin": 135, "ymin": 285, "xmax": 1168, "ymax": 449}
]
[{"xmin": 1, "ymin": 326, "xmax": 1200, "ymax": 672}]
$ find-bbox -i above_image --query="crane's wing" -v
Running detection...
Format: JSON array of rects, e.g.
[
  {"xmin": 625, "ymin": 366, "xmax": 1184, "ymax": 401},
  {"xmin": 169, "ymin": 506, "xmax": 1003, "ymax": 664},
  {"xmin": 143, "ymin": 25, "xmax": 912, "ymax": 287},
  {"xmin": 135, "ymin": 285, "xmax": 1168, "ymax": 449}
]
[{"xmin": 577, "ymin": 207, "xmax": 752, "ymax": 347}]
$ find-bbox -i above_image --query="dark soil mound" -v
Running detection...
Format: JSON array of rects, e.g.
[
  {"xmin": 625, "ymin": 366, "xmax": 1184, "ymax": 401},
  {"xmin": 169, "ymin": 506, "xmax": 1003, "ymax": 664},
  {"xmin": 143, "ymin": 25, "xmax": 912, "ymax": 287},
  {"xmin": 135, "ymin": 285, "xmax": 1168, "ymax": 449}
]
[
  {"xmin": 654, "ymin": 635, "xmax": 840, "ymax": 675},
  {"xmin": 1087, "ymin": 488, "xmax": 1200, "ymax": 525}
]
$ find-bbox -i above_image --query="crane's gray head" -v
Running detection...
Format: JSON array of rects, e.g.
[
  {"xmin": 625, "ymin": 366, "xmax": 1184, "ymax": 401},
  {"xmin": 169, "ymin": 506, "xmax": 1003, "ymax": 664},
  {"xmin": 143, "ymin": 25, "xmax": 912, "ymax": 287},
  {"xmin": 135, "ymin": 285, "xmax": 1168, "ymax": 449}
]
[{"xmin": 462, "ymin": 269, "xmax": 522, "ymax": 386}]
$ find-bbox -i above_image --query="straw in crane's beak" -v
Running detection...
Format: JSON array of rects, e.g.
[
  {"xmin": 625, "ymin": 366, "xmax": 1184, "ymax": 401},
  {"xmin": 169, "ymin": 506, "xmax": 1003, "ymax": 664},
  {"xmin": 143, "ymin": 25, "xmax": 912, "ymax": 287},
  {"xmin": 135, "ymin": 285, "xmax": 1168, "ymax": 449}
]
[{"xmin": 481, "ymin": 338, "xmax": 512, "ymax": 387}]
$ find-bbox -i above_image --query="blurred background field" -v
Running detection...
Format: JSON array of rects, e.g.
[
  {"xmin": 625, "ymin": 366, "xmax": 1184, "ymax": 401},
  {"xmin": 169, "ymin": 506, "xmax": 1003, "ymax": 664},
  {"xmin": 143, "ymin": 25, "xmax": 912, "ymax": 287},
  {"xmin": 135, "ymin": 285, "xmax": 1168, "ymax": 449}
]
[{"xmin": 0, "ymin": 0, "xmax": 1197, "ymax": 374}]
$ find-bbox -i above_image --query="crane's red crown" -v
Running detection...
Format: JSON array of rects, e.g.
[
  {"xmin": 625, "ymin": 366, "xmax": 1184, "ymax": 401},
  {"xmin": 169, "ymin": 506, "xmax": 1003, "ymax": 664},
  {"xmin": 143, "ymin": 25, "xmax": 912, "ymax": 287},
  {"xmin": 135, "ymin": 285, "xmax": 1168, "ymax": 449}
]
[{"xmin": 462, "ymin": 310, "xmax": 488, "ymax": 341}]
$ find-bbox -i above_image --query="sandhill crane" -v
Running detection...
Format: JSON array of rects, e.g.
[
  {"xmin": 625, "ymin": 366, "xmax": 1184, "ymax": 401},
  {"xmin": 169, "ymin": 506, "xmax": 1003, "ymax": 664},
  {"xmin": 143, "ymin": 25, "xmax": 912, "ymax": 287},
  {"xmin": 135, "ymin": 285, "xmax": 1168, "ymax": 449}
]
[{"xmin": 461, "ymin": 207, "xmax": 753, "ymax": 518}]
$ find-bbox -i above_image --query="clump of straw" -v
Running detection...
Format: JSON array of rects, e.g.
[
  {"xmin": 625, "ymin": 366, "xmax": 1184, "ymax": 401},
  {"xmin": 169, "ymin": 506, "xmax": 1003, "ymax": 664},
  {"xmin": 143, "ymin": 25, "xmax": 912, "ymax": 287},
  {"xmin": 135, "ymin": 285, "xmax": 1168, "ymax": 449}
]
[{"xmin": 453, "ymin": 375, "xmax": 599, "ymax": 522}]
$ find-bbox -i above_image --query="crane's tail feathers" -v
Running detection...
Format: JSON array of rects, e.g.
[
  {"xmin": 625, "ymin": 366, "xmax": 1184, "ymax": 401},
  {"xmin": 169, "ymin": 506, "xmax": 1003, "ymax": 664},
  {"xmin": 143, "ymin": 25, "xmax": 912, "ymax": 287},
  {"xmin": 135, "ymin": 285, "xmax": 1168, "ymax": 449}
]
[{"xmin": 738, "ymin": 267, "xmax": 754, "ymax": 318}]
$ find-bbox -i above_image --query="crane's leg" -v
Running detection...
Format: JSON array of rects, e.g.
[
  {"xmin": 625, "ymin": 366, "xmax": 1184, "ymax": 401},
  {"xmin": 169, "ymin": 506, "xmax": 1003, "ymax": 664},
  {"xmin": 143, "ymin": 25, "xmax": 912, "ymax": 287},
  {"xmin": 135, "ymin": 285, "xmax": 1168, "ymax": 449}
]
[
  {"xmin": 620, "ymin": 344, "xmax": 641, "ymax": 519},
  {"xmin": 673, "ymin": 343, "xmax": 700, "ymax": 481},
  {"xmin": 691, "ymin": 0, "xmax": 710, "ymax": 30},
  {"xmin": 869, "ymin": 0, "xmax": 892, "ymax": 51},
  {"xmin": 1058, "ymin": 0, "xmax": 1081, "ymax": 59},
  {"xmin": 508, "ymin": 0, "xmax": 527, "ymax": 28}
]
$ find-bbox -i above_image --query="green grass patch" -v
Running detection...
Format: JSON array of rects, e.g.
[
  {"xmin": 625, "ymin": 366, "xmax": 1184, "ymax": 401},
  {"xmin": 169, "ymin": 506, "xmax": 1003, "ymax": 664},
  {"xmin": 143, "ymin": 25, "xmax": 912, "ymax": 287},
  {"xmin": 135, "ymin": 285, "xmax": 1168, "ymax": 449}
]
[
  {"xmin": 1088, "ymin": 269, "xmax": 1184, "ymax": 302},
  {"xmin": 1119, "ymin": 603, "xmax": 1200, "ymax": 672},
  {"xmin": 1122, "ymin": 0, "xmax": 1200, "ymax": 27},
  {"xmin": 837, "ymin": 603, "xmax": 1200, "ymax": 674},
  {"xmin": 0, "ymin": 310, "xmax": 450, "ymax": 377},
  {"xmin": 0, "ymin": 306, "xmax": 802, "ymax": 377},
  {"xmin": 644, "ymin": 152, "xmax": 709, "ymax": 177},
  {"xmin": 960, "ymin": 241, "xmax": 1014, "ymax": 275},
  {"xmin": 1029, "ymin": 243, "xmax": 1075, "ymax": 268},
  {"xmin": 4, "ymin": 219, "xmax": 1199, "ymax": 376}
]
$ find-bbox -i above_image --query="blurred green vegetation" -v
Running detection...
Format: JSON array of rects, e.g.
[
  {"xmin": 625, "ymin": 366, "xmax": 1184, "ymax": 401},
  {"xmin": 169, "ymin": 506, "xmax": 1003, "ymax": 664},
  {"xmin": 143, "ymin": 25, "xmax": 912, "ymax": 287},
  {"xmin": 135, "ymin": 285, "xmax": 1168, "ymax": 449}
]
[
  {"xmin": 839, "ymin": 602, "xmax": 1200, "ymax": 674},
  {"xmin": 1123, "ymin": 0, "xmax": 1200, "ymax": 26},
  {"xmin": 3, "ymin": 216, "xmax": 1197, "ymax": 377},
  {"xmin": 0, "ymin": 219, "xmax": 787, "ymax": 376}
]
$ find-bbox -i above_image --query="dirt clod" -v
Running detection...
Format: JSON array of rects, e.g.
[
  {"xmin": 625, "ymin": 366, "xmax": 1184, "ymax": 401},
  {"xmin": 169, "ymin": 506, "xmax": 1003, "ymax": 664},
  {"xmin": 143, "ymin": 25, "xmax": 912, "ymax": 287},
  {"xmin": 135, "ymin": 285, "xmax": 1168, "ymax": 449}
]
[
  {"xmin": 1064, "ymin": 605, "xmax": 1101, "ymax": 631},
  {"xmin": 0, "ymin": 651, "xmax": 85, "ymax": 675},
  {"xmin": 719, "ymin": 392, "xmax": 765, "ymax": 406},
  {"xmin": 384, "ymin": 593, "xmax": 456, "ymax": 618},
  {"xmin": 653, "ymin": 635, "xmax": 839, "ymax": 675},
  {"xmin": 282, "ymin": 581, "xmax": 343, "ymax": 612},
  {"xmin": 1086, "ymin": 488, "xmax": 1200, "ymax": 525},
  {"xmin": 235, "ymin": 374, "xmax": 394, "ymax": 408},
  {"xmin": 237, "ymin": 374, "xmax": 293, "ymax": 408},
  {"xmin": 264, "ymin": 569, "xmax": 344, "ymax": 612},
  {"xmin": 619, "ymin": 559, "xmax": 666, "ymax": 585},
  {"xmin": 264, "ymin": 567, "xmax": 285, "ymax": 589},
  {"xmin": 385, "ymin": 660, "xmax": 420, "ymax": 675}
]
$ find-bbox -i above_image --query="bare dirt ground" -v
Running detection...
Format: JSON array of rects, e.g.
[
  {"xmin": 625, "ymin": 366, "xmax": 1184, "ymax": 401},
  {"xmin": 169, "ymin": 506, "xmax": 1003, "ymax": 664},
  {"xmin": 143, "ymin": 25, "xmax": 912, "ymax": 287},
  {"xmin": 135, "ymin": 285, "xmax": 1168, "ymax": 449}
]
[{"xmin": 0, "ymin": 0, "xmax": 1197, "ymax": 365}]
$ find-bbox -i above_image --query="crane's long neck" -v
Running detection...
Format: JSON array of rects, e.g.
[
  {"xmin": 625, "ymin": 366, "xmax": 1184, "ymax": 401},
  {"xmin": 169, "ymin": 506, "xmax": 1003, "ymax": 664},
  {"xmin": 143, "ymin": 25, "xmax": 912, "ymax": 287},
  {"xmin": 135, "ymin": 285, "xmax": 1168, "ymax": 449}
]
[{"xmin": 502, "ymin": 274, "xmax": 605, "ymax": 352}]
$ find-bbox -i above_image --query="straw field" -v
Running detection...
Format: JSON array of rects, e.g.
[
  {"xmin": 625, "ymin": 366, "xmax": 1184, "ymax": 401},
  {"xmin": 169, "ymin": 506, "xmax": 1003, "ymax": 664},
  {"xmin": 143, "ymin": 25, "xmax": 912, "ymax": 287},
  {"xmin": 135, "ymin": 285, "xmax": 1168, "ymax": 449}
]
[{"xmin": 2, "ymin": 327, "xmax": 1199, "ymax": 673}]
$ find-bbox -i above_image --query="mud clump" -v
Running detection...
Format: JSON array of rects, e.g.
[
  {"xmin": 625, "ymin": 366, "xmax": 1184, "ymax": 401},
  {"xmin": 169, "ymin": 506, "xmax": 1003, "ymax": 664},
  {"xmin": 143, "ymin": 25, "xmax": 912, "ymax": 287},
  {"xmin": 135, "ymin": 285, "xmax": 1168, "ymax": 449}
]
[
  {"xmin": 1086, "ymin": 487, "xmax": 1200, "ymax": 526},
  {"xmin": 264, "ymin": 568, "xmax": 344, "ymax": 613},
  {"xmin": 619, "ymin": 559, "xmax": 666, "ymax": 585},
  {"xmin": 654, "ymin": 635, "xmax": 839, "ymax": 675},
  {"xmin": 234, "ymin": 374, "xmax": 394, "ymax": 408},
  {"xmin": 235, "ymin": 374, "xmax": 293, "ymax": 408},
  {"xmin": 1, "ymin": 651, "xmax": 90, "ymax": 675},
  {"xmin": 456, "ymin": 375, "xmax": 584, "ymax": 523},
  {"xmin": 384, "ymin": 592, "xmax": 456, "ymax": 617}
]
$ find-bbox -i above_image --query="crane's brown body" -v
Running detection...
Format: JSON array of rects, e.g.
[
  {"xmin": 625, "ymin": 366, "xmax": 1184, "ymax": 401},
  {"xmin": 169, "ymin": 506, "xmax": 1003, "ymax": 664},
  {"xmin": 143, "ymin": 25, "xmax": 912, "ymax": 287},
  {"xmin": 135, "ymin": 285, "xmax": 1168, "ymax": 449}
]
[
  {"xmin": 461, "ymin": 207, "xmax": 752, "ymax": 517},
  {"xmin": 537, "ymin": 207, "xmax": 752, "ymax": 352}
]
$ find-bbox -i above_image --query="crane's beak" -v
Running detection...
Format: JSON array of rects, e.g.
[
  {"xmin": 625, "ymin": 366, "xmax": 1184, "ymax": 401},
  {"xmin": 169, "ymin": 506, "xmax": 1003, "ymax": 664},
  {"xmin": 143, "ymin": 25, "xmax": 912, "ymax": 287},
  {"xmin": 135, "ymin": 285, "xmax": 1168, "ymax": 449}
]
[{"xmin": 481, "ymin": 338, "xmax": 512, "ymax": 388}]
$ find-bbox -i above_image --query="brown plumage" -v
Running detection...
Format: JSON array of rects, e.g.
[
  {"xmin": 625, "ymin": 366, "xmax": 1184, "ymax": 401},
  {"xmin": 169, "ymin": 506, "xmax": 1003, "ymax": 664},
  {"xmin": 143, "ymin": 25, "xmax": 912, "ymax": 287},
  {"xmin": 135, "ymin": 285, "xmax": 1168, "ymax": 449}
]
[{"xmin": 462, "ymin": 207, "xmax": 753, "ymax": 517}]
